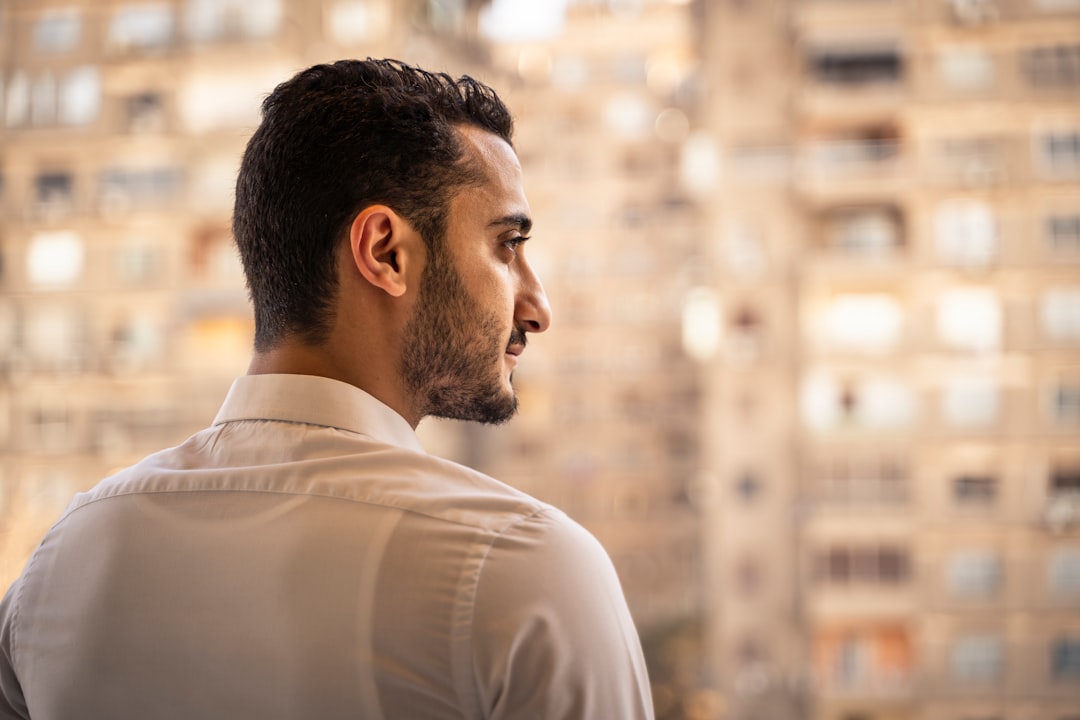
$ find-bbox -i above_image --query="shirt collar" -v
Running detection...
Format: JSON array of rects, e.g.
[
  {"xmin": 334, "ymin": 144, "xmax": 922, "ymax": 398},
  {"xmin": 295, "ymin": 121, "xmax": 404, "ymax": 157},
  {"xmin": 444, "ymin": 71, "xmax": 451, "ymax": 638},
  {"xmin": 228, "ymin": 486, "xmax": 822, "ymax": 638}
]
[{"xmin": 213, "ymin": 374, "xmax": 426, "ymax": 454}]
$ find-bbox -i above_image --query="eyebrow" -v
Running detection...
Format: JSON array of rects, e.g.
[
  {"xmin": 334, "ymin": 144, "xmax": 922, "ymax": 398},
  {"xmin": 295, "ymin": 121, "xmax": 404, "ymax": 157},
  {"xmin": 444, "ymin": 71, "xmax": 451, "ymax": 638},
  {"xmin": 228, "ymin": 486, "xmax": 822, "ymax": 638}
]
[{"xmin": 488, "ymin": 213, "xmax": 533, "ymax": 235}]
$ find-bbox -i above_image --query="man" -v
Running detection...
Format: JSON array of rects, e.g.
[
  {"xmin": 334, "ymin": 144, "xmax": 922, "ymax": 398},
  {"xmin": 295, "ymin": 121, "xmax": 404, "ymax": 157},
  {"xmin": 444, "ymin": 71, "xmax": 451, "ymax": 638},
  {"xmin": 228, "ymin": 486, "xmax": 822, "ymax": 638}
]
[{"xmin": 0, "ymin": 59, "xmax": 653, "ymax": 719}]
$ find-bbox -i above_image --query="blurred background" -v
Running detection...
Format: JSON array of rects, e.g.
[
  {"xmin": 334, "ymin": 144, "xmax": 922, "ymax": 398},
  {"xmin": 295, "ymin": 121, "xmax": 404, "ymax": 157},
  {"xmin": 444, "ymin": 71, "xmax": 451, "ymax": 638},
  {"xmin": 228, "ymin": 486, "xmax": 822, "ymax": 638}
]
[{"xmin": 1, "ymin": 0, "xmax": 1079, "ymax": 717}]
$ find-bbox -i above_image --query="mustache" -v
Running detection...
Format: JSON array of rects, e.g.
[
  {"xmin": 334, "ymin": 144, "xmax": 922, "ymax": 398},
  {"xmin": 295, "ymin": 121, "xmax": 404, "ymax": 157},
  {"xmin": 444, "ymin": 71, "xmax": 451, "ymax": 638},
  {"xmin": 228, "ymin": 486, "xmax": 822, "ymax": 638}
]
[{"xmin": 507, "ymin": 328, "xmax": 527, "ymax": 350}]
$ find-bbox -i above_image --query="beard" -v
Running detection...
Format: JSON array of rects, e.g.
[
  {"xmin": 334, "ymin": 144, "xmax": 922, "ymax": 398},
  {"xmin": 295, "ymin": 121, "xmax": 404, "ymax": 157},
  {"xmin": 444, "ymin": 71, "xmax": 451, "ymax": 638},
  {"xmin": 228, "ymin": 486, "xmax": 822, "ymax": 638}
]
[{"xmin": 400, "ymin": 243, "xmax": 520, "ymax": 425}]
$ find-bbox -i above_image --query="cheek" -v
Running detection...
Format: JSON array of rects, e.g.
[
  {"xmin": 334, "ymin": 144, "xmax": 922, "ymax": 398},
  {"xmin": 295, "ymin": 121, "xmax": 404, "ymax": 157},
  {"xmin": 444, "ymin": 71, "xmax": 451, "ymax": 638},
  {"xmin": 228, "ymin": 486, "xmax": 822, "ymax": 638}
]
[{"xmin": 470, "ymin": 270, "xmax": 516, "ymax": 318}]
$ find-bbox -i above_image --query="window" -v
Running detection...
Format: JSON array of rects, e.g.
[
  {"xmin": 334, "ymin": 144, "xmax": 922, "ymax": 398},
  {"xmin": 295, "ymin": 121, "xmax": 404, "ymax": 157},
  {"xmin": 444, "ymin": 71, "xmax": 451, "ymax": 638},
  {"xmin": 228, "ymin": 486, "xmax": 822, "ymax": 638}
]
[
  {"xmin": 1046, "ymin": 213, "xmax": 1080, "ymax": 252},
  {"xmin": 1038, "ymin": 130, "xmax": 1080, "ymax": 178},
  {"xmin": 817, "ymin": 293, "xmax": 903, "ymax": 354},
  {"xmin": 938, "ymin": 46, "xmax": 995, "ymax": 91},
  {"xmin": 936, "ymin": 137, "xmax": 1006, "ymax": 185},
  {"xmin": 114, "ymin": 240, "xmax": 162, "ymax": 285},
  {"xmin": 417, "ymin": 0, "xmax": 468, "ymax": 36},
  {"xmin": 814, "ymin": 625, "xmax": 912, "ymax": 691},
  {"xmin": 1041, "ymin": 288, "xmax": 1080, "ymax": 340},
  {"xmin": 936, "ymin": 287, "xmax": 1002, "ymax": 352},
  {"xmin": 24, "ymin": 303, "xmax": 82, "ymax": 369},
  {"xmin": 125, "ymin": 92, "xmax": 165, "ymax": 133},
  {"xmin": 801, "ymin": 370, "xmax": 916, "ymax": 431},
  {"xmin": 728, "ymin": 304, "xmax": 762, "ymax": 362},
  {"xmin": 58, "ymin": 66, "xmax": 100, "ymax": 126},
  {"xmin": 34, "ymin": 8, "xmax": 81, "ymax": 53},
  {"xmin": 1050, "ymin": 465, "xmax": 1080, "ymax": 494},
  {"xmin": 953, "ymin": 474, "xmax": 997, "ymax": 505},
  {"xmin": 108, "ymin": 312, "xmax": 163, "ymax": 372},
  {"xmin": 949, "ymin": 551, "xmax": 1001, "ymax": 596},
  {"xmin": 878, "ymin": 547, "xmax": 908, "ymax": 582},
  {"xmin": 1052, "ymin": 637, "xmax": 1080, "ymax": 680},
  {"xmin": 934, "ymin": 199, "xmax": 997, "ymax": 265},
  {"xmin": 179, "ymin": 66, "xmax": 287, "ymax": 131},
  {"xmin": 1021, "ymin": 44, "xmax": 1080, "ymax": 89},
  {"xmin": 816, "ymin": 544, "xmax": 911, "ymax": 585},
  {"xmin": 823, "ymin": 205, "xmax": 903, "ymax": 256},
  {"xmin": 184, "ymin": 0, "xmax": 283, "ymax": 42},
  {"xmin": 99, "ymin": 166, "xmax": 183, "ymax": 213},
  {"xmin": 951, "ymin": 634, "xmax": 1003, "ymax": 681},
  {"xmin": 681, "ymin": 286, "xmax": 720, "ymax": 362},
  {"xmin": 1049, "ymin": 548, "xmax": 1080, "ymax": 594},
  {"xmin": 950, "ymin": 0, "xmax": 999, "ymax": 25},
  {"xmin": 108, "ymin": 4, "xmax": 174, "ymax": 52},
  {"xmin": 807, "ymin": 126, "xmax": 901, "ymax": 175},
  {"xmin": 1054, "ymin": 382, "xmax": 1080, "ymax": 425},
  {"xmin": 809, "ymin": 44, "xmax": 903, "ymax": 86},
  {"xmin": 34, "ymin": 171, "xmax": 74, "ymax": 218},
  {"xmin": 11, "ymin": 67, "xmax": 100, "ymax": 128},
  {"xmin": 27, "ymin": 231, "xmax": 84, "ymax": 287},
  {"xmin": 815, "ymin": 454, "xmax": 908, "ymax": 506},
  {"xmin": 325, "ymin": 0, "xmax": 389, "ymax": 44},
  {"xmin": 942, "ymin": 376, "xmax": 999, "ymax": 427}
]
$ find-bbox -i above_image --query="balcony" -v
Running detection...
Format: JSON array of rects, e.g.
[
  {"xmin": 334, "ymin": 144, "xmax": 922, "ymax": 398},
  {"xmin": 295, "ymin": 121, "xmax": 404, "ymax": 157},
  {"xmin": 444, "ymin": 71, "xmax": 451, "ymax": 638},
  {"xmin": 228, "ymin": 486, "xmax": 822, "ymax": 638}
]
[
  {"xmin": 798, "ymin": 42, "xmax": 907, "ymax": 119},
  {"xmin": 916, "ymin": 0, "xmax": 1075, "ymax": 25},
  {"xmin": 1045, "ymin": 492, "xmax": 1080, "ymax": 534},
  {"xmin": 797, "ymin": 134, "xmax": 908, "ymax": 201},
  {"xmin": 812, "ymin": 623, "xmax": 915, "ymax": 699}
]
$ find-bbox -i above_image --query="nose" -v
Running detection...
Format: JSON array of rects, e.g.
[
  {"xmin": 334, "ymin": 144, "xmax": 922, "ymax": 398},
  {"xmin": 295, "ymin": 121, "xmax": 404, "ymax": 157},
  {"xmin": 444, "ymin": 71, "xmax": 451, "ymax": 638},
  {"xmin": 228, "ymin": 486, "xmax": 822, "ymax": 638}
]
[{"xmin": 515, "ymin": 259, "xmax": 552, "ymax": 334}]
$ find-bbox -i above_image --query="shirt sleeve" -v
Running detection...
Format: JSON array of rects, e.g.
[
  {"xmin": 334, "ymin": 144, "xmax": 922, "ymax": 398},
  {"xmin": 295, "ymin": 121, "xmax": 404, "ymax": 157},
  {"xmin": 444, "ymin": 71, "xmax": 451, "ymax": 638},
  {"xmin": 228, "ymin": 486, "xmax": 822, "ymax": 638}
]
[
  {"xmin": 0, "ymin": 583, "xmax": 29, "ymax": 720},
  {"xmin": 470, "ymin": 510, "xmax": 654, "ymax": 720}
]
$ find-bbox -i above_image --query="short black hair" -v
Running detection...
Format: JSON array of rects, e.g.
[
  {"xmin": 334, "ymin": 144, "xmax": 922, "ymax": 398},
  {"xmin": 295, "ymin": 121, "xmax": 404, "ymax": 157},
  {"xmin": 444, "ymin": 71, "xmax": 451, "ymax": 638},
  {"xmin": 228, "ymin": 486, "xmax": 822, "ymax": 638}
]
[{"xmin": 233, "ymin": 58, "xmax": 514, "ymax": 351}]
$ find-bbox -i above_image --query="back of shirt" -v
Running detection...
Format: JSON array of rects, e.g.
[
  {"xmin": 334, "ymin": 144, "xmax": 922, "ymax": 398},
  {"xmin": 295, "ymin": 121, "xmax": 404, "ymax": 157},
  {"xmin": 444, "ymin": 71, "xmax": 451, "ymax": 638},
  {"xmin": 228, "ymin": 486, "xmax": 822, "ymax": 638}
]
[{"xmin": 0, "ymin": 377, "xmax": 654, "ymax": 720}]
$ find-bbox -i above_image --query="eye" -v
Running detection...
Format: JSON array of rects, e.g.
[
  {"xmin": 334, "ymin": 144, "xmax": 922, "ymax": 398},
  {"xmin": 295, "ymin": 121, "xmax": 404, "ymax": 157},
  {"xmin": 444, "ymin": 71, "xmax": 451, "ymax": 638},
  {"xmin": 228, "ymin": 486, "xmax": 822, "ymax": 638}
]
[{"xmin": 501, "ymin": 235, "xmax": 530, "ymax": 257}]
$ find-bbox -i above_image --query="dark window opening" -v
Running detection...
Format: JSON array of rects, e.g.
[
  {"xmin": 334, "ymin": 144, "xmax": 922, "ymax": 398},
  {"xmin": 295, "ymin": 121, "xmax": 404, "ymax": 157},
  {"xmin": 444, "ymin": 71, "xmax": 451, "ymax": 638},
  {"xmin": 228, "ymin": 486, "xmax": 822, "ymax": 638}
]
[
  {"xmin": 954, "ymin": 474, "xmax": 997, "ymax": 504},
  {"xmin": 810, "ymin": 48, "xmax": 903, "ymax": 85}
]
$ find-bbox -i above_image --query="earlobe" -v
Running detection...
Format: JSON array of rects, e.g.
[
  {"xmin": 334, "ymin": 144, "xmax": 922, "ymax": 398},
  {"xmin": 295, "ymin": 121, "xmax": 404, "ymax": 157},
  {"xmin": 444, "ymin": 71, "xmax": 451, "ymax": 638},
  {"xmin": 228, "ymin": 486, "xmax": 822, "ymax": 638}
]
[{"xmin": 349, "ymin": 206, "xmax": 410, "ymax": 298}]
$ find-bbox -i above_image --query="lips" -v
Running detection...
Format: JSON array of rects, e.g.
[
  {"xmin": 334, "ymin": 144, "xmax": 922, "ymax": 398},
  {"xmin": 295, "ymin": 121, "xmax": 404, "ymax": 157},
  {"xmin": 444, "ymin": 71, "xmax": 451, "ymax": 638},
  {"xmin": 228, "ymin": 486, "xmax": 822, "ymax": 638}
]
[{"xmin": 505, "ymin": 329, "xmax": 527, "ymax": 357}]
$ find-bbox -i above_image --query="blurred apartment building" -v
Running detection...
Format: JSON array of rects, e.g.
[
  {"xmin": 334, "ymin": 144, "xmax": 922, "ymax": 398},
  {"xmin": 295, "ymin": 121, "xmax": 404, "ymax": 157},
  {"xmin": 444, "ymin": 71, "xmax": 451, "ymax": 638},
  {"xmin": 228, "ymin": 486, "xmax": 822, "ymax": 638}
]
[
  {"xmin": 2, "ymin": 1, "xmax": 1080, "ymax": 719},
  {"xmin": 690, "ymin": 0, "xmax": 1080, "ymax": 719}
]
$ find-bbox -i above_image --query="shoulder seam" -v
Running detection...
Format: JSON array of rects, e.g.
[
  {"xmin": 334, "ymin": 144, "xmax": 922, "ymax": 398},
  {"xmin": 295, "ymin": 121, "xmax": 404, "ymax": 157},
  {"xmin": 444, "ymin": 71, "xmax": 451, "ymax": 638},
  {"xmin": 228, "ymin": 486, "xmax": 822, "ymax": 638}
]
[{"xmin": 58, "ymin": 484, "xmax": 552, "ymax": 535}]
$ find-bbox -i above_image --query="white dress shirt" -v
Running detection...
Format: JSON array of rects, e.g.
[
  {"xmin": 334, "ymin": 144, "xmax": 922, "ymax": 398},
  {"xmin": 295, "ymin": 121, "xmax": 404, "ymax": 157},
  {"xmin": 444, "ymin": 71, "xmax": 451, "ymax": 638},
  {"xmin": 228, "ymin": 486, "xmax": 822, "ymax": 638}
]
[{"xmin": 0, "ymin": 374, "xmax": 654, "ymax": 719}]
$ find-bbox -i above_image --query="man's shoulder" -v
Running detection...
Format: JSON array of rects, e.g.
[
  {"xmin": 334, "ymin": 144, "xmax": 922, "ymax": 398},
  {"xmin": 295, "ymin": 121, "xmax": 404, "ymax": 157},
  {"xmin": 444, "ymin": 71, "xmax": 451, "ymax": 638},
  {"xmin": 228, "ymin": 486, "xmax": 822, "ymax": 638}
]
[
  {"xmin": 61, "ymin": 421, "xmax": 560, "ymax": 538},
  {"xmin": 392, "ymin": 447, "xmax": 565, "ymax": 535}
]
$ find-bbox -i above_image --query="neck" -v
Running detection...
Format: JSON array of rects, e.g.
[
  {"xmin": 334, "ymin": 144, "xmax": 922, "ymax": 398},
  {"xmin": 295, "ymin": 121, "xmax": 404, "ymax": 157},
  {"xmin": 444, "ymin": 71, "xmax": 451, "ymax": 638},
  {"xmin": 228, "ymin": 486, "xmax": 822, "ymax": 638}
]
[{"xmin": 246, "ymin": 340, "xmax": 421, "ymax": 428}]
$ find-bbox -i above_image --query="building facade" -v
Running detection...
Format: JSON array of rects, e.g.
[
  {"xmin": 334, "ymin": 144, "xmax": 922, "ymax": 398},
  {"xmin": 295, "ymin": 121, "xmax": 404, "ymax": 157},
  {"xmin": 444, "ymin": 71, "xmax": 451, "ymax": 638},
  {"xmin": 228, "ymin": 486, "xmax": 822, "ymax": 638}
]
[{"xmin": 694, "ymin": 0, "xmax": 1080, "ymax": 719}]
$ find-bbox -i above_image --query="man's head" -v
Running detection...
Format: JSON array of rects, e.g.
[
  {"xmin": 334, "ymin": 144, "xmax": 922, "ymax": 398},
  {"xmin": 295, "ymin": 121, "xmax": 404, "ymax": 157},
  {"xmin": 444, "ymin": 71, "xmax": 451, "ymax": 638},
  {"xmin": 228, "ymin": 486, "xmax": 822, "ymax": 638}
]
[
  {"xmin": 233, "ymin": 59, "xmax": 550, "ymax": 426},
  {"xmin": 233, "ymin": 58, "xmax": 514, "ymax": 351}
]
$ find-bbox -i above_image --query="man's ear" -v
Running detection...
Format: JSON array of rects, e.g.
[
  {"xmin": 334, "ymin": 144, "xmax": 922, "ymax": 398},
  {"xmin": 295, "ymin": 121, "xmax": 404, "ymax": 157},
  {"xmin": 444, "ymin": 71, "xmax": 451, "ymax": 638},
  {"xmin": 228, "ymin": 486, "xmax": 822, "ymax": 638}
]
[{"xmin": 348, "ymin": 205, "xmax": 416, "ymax": 298}]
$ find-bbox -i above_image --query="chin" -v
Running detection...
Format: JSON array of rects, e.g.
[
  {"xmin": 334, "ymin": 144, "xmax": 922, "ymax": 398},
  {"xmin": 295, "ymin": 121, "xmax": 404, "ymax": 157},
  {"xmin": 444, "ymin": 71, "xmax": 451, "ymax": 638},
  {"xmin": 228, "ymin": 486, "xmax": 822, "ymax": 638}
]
[{"xmin": 425, "ymin": 379, "xmax": 518, "ymax": 425}]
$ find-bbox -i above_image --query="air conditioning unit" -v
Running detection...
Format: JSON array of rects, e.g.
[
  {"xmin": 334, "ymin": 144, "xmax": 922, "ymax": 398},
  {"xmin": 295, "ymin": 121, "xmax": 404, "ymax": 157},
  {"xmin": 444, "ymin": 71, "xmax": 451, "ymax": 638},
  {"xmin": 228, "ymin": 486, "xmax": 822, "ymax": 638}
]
[
  {"xmin": 1044, "ymin": 493, "xmax": 1080, "ymax": 534},
  {"xmin": 951, "ymin": 0, "xmax": 999, "ymax": 25}
]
